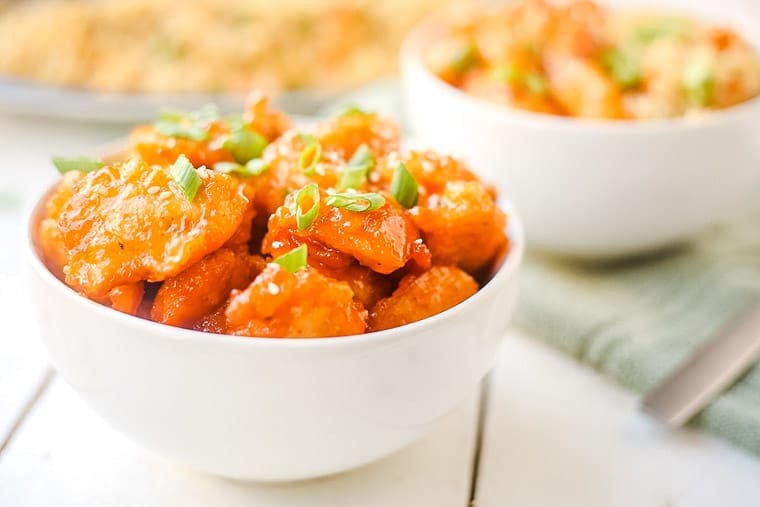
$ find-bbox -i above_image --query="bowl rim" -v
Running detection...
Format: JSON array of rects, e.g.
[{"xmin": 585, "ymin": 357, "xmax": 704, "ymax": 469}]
[
  {"xmin": 401, "ymin": 14, "xmax": 760, "ymax": 133},
  {"xmin": 25, "ymin": 181, "xmax": 525, "ymax": 350}
]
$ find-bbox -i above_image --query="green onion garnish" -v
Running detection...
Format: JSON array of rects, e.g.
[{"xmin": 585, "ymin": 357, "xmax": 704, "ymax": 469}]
[
  {"xmin": 390, "ymin": 163, "xmax": 419, "ymax": 209},
  {"xmin": 273, "ymin": 244, "xmax": 308, "ymax": 274},
  {"xmin": 683, "ymin": 59, "xmax": 715, "ymax": 107},
  {"xmin": 245, "ymin": 158, "xmax": 270, "ymax": 176},
  {"xmin": 213, "ymin": 158, "xmax": 269, "ymax": 178},
  {"xmin": 599, "ymin": 48, "xmax": 642, "ymax": 90},
  {"xmin": 154, "ymin": 120, "xmax": 209, "ymax": 141},
  {"xmin": 325, "ymin": 192, "xmax": 385, "ymax": 212},
  {"xmin": 154, "ymin": 104, "xmax": 220, "ymax": 141},
  {"xmin": 632, "ymin": 17, "xmax": 685, "ymax": 44},
  {"xmin": 295, "ymin": 183, "xmax": 320, "ymax": 231},
  {"xmin": 490, "ymin": 65, "xmax": 522, "ymax": 84},
  {"xmin": 524, "ymin": 72, "xmax": 549, "ymax": 96},
  {"xmin": 169, "ymin": 154, "xmax": 202, "ymax": 201},
  {"xmin": 222, "ymin": 126, "xmax": 267, "ymax": 164},
  {"xmin": 52, "ymin": 156, "xmax": 104, "ymax": 174},
  {"xmin": 335, "ymin": 104, "xmax": 369, "ymax": 117},
  {"xmin": 451, "ymin": 41, "xmax": 478, "ymax": 75},
  {"xmin": 337, "ymin": 144, "xmax": 374, "ymax": 190},
  {"xmin": 298, "ymin": 133, "xmax": 322, "ymax": 176},
  {"xmin": 490, "ymin": 66, "xmax": 548, "ymax": 95}
]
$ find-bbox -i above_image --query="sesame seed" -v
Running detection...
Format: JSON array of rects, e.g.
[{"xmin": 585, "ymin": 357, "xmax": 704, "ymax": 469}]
[
  {"xmin": 159, "ymin": 191, "xmax": 173, "ymax": 200},
  {"xmin": 267, "ymin": 282, "xmax": 280, "ymax": 295},
  {"xmin": 147, "ymin": 186, "xmax": 160, "ymax": 195}
]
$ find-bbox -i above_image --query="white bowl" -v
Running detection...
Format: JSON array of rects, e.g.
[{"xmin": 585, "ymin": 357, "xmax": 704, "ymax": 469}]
[
  {"xmin": 25, "ymin": 188, "xmax": 523, "ymax": 481},
  {"xmin": 402, "ymin": 2, "xmax": 760, "ymax": 259}
]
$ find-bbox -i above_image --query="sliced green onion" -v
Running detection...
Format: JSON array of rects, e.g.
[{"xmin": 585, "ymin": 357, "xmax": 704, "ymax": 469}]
[
  {"xmin": 325, "ymin": 192, "xmax": 385, "ymax": 212},
  {"xmin": 157, "ymin": 109, "xmax": 187, "ymax": 123},
  {"xmin": 491, "ymin": 66, "xmax": 548, "ymax": 95},
  {"xmin": 154, "ymin": 104, "xmax": 220, "ymax": 141},
  {"xmin": 599, "ymin": 48, "xmax": 642, "ymax": 90},
  {"xmin": 273, "ymin": 244, "xmax": 308, "ymax": 274},
  {"xmin": 213, "ymin": 158, "xmax": 269, "ymax": 178},
  {"xmin": 170, "ymin": 154, "xmax": 202, "ymax": 201},
  {"xmin": 451, "ymin": 41, "xmax": 478, "ymax": 75},
  {"xmin": 390, "ymin": 163, "xmax": 419, "ymax": 208},
  {"xmin": 632, "ymin": 17, "xmax": 685, "ymax": 44},
  {"xmin": 295, "ymin": 183, "xmax": 320, "ymax": 231},
  {"xmin": 337, "ymin": 144, "xmax": 374, "ymax": 190},
  {"xmin": 335, "ymin": 104, "xmax": 369, "ymax": 117},
  {"xmin": 298, "ymin": 133, "xmax": 322, "ymax": 176},
  {"xmin": 490, "ymin": 64, "xmax": 522, "ymax": 84},
  {"xmin": 52, "ymin": 156, "xmax": 104, "ymax": 174},
  {"xmin": 245, "ymin": 158, "xmax": 270, "ymax": 176},
  {"xmin": 222, "ymin": 125, "xmax": 267, "ymax": 164},
  {"xmin": 154, "ymin": 119, "xmax": 209, "ymax": 141},
  {"xmin": 683, "ymin": 59, "xmax": 715, "ymax": 107},
  {"xmin": 223, "ymin": 113, "xmax": 245, "ymax": 130},
  {"xmin": 524, "ymin": 72, "xmax": 549, "ymax": 96}
]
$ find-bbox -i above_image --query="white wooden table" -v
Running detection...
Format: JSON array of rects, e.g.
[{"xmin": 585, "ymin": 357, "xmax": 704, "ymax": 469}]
[{"xmin": 2, "ymin": 117, "xmax": 760, "ymax": 507}]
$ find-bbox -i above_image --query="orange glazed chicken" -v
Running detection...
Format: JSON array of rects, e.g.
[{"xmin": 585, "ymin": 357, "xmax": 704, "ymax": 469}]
[{"xmin": 38, "ymin": 96, "xmax": 509, "ymax": 338}]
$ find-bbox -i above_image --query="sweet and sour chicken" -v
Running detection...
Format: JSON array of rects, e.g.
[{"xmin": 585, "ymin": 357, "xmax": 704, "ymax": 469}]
[
  {"xmin": 428, "ymin": 0, "xmax": 760, "ymax": 119},
  {"xmin": 38, "ymin": 95, "xmax": 508, "ymax": 338}
]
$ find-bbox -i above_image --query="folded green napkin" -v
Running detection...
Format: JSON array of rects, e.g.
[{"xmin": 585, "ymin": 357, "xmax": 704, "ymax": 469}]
[{"xmin": 515, "ymin": 199, "xmax": 760, "ymax": 454}]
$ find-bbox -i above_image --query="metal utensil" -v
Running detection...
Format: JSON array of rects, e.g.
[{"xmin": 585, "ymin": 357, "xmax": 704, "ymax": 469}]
[{"xmin": 642, "ymin": 305, "xmax": 760, "ymax": 427}]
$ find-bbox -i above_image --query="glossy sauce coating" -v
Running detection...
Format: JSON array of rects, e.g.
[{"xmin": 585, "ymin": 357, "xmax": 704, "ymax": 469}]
[
  {"xmin": 59, "ymin": 159, "xmax": 248, "ymax": 297},
  {"xmin": 39, "ymin": 96, "xmax": 509, "ymax": 338}
]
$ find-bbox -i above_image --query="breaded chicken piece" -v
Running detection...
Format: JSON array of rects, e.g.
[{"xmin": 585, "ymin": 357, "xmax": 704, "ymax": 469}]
[
  {"xmin": 38, "ymin": 170, "xmax": 83, "ymax": 278},
  {"xmin": 321, "ymin": 262, "xmax": 396, "ymax": 309},
  {"xmin": 410, "ymin": 181, "xmax": 507, "ymax": 275},
  {"xmin": 374, "ymin": 150, "xmax": 488, "ymax": 198},
  {"xmin": 263, "ymin": 188, "xmax": 430, "ymax": 275},
  {"xmin": 108, "ymin": 282, "xmax": 145, "ymax": 316},
  {"xmin": 151, "ymin": 248, "xmax": 264, "ymax": 327},
  {"xmin": 59, "ymin": 158, "xmax": 248, "ymax": 297},
  {"xmin": 129, "ymin": 122, "xmax": 235, "ymax": 168},
  {"xmin": 314, "ymin": 111, "xmax": 400, "ymax": 160},
  {"xmin": 243, "ymin": 91, "xmax": 292, "ymax": 142},
  {"xmin": 225, "ymin": 263, "xmax": 367, "ymax": 338},
  {"xmin": 369, "ymin": 266, "xmax": 478, "ymax": 332}
]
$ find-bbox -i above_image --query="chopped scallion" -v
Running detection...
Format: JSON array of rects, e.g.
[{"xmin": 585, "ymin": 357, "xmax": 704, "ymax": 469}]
[
  {"xmin": 683, "ymin": 59, "xmax": 715, "ymax": 107},
  {"xmin": 295, "ymin": 183, "xmax": 320, "ymax": 231},
  {"xmin": 170, "ymin": 154, "xmax": 202, "ymax": 201},
  {"xmin": 524, "ymin": 72, "xmax": 549, "ymax": 96},
  {"xmin": 273, "ymin": 244, "xmax": 308, "ymax": 274},
  {"xmin": 336, "ymin": 104, "xmax": 369, "ymax": 117},
  {"xmin": 52, "ymin": 156, "xmax": 104, "ymax": 174},
  {"xmin": 222, "ymin": 126, "xmax": 267, "ymax": 164},
  {"xmin": 325, "ymin": 191, "xmax": 385, "ymax": 212},
  {"xmin": 451, "ymin": 42, "xmax": 479, "ymax": 75},
  {"xmin": 337, "ymin": 144, "xmax": 374, "ymax": 190},
  {"xmin": 298, "ymin": 133, "xmax": 322, "ymax": 175},
  {"xmin": 390, "ymin": 163, "xmax": 419, "ymax": 208}
]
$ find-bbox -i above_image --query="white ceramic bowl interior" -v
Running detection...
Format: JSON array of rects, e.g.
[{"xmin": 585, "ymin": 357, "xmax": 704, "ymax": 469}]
[
  {"xmin": 25, "ymin": 190, "xmax": 524, "ymax": 481},
  {"xmin": 402, "ymin": 0, "xmax": 760, "ymax": 259}
]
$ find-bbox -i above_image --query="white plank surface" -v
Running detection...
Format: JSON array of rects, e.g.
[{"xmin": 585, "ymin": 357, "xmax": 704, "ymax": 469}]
[
  {"xmin": 475, "ymin": 333, "xmax": 760, "ymax": 507},
  {"xmin": 0, "ymin": 378, "xmax": 479, "ymax": 507},
  {"xmin": 0, "ymin": 200, "xmax": 50, "ymax": 447},
  {"xmin": 0, "ymin": 117, "xmax": 124, "ymax": 447}
]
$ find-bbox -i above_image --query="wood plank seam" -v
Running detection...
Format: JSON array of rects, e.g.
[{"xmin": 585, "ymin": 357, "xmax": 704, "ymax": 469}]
[
  {"xmin": 467, "ymin": 374, "xmax": 492, "ymax": 507},
  {"xmin": 0, "ymin": 366, "xmax": 55, "ymax": 456}
]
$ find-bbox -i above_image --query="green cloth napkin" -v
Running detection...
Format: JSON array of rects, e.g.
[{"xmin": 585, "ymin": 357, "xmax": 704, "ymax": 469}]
[{"xmin": 515, "ymin": 200, "xmax": 760, "ymax": 455}]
